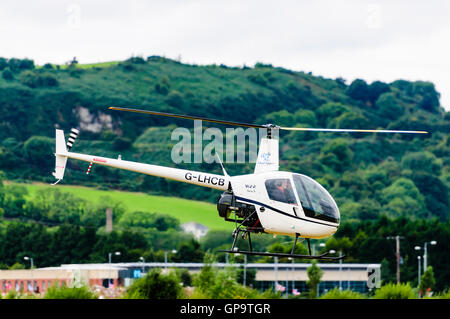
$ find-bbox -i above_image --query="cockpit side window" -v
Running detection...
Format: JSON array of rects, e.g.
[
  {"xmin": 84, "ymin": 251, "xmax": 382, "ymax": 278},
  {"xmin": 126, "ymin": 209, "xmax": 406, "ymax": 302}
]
[{"xmin": 265, "ymin": 179, "xmax": 297, "ymax": 205}]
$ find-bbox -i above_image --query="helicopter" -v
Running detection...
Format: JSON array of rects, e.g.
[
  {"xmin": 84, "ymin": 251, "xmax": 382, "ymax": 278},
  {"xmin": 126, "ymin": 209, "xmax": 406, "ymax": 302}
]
[{"xmin": 51, "ymin": 106, "xmax": 428, "ymax": 260}]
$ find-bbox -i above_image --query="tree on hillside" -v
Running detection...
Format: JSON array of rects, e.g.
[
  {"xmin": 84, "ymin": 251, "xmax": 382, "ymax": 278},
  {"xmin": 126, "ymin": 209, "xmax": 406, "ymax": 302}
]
[
  {"xmin": 2, "ymin": 68, "xmax": 13, "ymax": 80},
  {"xmin": 346, "ymin": 79, "xmax": 369, "ymax": 102},
  {"xmin": 320, "ymin": 138, "xmax": 354, "ymax": 172},
  {"xmin": 368, "ymin": 81, "xmax": 391, "ymax": 104},
  {"xmin": 173, "ymin": 239, "xmax": 204, "ymax": 262},
  {"xmin": 375, "ymin": 92, "xmax": 404, "ymax": 120}
]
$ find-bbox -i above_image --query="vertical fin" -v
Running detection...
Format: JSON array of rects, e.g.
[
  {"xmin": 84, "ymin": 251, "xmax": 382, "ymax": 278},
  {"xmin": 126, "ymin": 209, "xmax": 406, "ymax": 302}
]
[
  {"xmin": 53, "ymin": 129, "xmax": 68, "ymax": 182},
  {"xmin": 254, "ymin": 138, "xmax": 279, "ymax": 173}
]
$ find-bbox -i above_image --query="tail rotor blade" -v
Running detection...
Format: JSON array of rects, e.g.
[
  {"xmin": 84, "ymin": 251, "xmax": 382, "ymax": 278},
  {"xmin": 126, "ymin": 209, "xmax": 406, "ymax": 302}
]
[{"xmin": 280, "ymin": 127, "xmax": 428, "ymax": 134}]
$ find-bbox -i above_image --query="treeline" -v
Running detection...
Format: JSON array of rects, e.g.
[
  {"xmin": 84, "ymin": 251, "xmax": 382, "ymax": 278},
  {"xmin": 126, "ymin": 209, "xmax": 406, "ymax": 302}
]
[
  {"xmin": 0, "ymin": 221, "xmax": 205, "ymax": 269},
  {"xmin": 1, "ymin": 213, "xmax": 448, "ymax": 292}
]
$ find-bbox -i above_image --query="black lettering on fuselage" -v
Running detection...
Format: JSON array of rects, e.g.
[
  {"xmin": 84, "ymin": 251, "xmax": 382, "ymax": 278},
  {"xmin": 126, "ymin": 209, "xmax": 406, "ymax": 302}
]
[{"xmin": 186, "ymin": 172, "xmax": 225, "ymax": 187}]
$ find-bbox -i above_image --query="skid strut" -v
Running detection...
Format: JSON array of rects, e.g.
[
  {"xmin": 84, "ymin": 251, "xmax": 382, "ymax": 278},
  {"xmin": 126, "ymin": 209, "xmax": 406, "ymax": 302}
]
[{"xmin": 223, "ymin": 230, "xmax": 345, "ymax": 261}]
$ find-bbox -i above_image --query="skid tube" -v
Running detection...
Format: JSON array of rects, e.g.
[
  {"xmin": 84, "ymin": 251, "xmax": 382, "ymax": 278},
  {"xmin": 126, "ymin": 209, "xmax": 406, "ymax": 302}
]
[{"xmin": 219, "ymin": 249, "xmax": 346, "ymax": 261}]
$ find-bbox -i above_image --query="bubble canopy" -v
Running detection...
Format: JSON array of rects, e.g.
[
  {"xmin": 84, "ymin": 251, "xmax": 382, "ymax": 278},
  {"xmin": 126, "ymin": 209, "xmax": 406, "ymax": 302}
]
[{"xmin": 292, "ymin": 174, "xmax": 340, "ymax": 224}]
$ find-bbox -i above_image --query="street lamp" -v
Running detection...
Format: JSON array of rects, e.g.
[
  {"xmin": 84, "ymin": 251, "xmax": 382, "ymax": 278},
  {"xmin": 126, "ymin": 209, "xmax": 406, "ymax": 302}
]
[
  {"xmin": 23, "ymin": 256, "xmax": 34, "ymax": 269},
  {"xmin": 417, "ymin": 256, "xmax": 421, "ymax": 286},
  {"xmin": 164, "ymin": 250, "xmax": 177, "ymax": 271},
  {"xmin": 312, "ymin": 242, "xmax": 326, "ymax": 255},
  {"xmin": 242, "ymin": 254, "xmax": 247, "ymax": 287},
  {"xmin": 23, "ymin": 256, "xmax": 34, "ymax": 292},
  {"xmin": 108, "ymin": 251, "xmax": 121, "ymax": 264},
  {"xmin": 415, "ymin": 241, "xmax": 437, "ymax": 272},
  {"xmin": 108, "ymin": 251, "xmax": 121, "ymax": 288},
  {"xmin": 274, "ymin": 256, "xmax": 278, "ymax": 293},
  {"xmin": 139, "ymin": 256, "xmax": 145, "ymax": 274}
]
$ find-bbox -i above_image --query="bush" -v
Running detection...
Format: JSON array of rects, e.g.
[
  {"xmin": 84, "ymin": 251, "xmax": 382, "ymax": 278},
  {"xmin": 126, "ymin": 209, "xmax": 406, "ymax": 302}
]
[
  {"xmin": 113, "ymin": 137, "xmax": 132, "ymax": 151},
  {"xmin": 306, "ymin": 261, "xmax": 323, "ymax": 299},
  {"xmin": 125, "ymin": 268, "xmax": 184, "ymax": 299},
  {"xmin": 20, "ymin": 71, "xmax": 59, "ymax": 88},
  {"xmin": 320, "ymin": 287, "xmax": 366, "ymax": 299},
  {"xmin": 373, "ymin": 283, "xmax": 416, "ymax": 299},
  {"xmin": 419, "ymin": 266, "xmax": 436, "ymax": 297},
  {"xmin": 192, "ymin": 253, "xmax": 261, "ymax": 299},
  {"xmin": 155, "ymin": 76, "xmax": 171, "ymax": 95},
  {"xmin": 165, "ymin": 90, "xmax": 184, "ymax": 107},
  {"xmin": 44, "ymin": 285, "xmax": 97, "ymax": 299}
]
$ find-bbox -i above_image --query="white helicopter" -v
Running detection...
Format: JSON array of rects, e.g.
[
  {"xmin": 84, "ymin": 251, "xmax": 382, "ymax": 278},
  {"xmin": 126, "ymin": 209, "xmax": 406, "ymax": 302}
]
[{"xmin": 52, "ymin": 107, "xmax": 427, "ymax": 260}]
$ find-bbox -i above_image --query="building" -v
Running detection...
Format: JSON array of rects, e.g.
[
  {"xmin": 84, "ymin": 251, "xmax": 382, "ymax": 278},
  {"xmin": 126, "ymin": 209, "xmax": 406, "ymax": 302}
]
[
  {"xmin": 0, "ymin": 262, "xmax": 380, "ymax": 296},
  {"xmin": 181, "ymin": 222, "xmax": 210, "ymax": 239}
]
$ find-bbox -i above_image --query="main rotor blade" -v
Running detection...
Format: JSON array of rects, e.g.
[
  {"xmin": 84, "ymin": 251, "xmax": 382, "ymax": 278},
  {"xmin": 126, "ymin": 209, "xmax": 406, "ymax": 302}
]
[
  {"xmin": 108, "ymin": 107, "xmax": 265, "ymax": 128},
  {"xmin": 280, "ymin": 127, "xmax": 428, "ymax": 134}
]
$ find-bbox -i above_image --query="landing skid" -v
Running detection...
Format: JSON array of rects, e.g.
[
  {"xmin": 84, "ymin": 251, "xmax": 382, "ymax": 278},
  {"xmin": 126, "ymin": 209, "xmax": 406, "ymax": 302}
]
[
  {"xmin": 219, "ymin": 249, "xmax": 346, "ymax": 261},
  {"xmin": 224, "ymin": 210, "xmax": 345, "ymax": 261}
]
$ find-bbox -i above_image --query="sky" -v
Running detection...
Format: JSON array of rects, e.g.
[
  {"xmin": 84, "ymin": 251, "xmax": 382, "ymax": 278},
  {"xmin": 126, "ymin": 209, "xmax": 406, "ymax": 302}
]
[{"xmin": 1, "ymin": 0, "xmax": 449, "ymax": 110}]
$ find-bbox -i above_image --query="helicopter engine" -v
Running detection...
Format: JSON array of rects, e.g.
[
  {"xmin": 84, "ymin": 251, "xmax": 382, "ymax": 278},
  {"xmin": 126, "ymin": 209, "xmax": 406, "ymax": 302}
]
[{"xmin": 217, "ymin": 191, "xmax": 257, "ymax": 222}]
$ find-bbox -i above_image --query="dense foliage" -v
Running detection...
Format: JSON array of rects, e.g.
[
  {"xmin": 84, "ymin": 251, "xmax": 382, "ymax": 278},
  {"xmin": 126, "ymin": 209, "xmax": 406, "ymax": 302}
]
[{"xmin": 0, "ymin": 56, "xmax": 447, "ymax": 218}]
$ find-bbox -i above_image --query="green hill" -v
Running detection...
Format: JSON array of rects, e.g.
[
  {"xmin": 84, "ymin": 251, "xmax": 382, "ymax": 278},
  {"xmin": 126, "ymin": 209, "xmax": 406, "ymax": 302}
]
[{"xmin": 0, "ymin": 56, "xmax": 448, "ymax": 222}]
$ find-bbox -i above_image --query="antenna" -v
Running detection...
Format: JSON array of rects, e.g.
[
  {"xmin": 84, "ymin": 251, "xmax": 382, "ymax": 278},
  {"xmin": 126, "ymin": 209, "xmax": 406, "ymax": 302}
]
[{"xmin": 215, "ymin": 153, "xmax": 229, "ymax": 177}]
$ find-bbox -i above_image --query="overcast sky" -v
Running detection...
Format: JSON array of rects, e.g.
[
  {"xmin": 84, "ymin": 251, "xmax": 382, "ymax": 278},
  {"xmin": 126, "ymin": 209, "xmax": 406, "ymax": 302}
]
[{"xmin": 1, "ymin": 0, "xmax": 449, "ymax": 109}]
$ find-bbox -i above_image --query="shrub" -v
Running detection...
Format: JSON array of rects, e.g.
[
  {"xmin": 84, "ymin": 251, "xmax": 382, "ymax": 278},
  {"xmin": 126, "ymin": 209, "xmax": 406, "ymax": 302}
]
[
  {"xmin": 44, "ymin": 285, "xmax": 97, "ymax": 299},
  {"xmin": 165, "ymin": 90, "xmax": 184, "ymax": 107},
  {"xmin": 248, "ymin": 74, "xmax": 267, "ymax": 86},
  {"xmin": 419, "ymin": 266, "xmax": 436, "ymax": 297},
  {"xmin": 320, "ymin": 287, "xmax": 366, "ymax": 299},
  {"xmin": 125, "ymin": 268, "xmax": 184, "ymax": 299},
  {"xmin": 155, "ymin": 76, "xmax": 171, "ymax": 95},
  {"xmin": 373, "ymin": 283, "xmax": 416, "ymax": 299},
  {"xmin": 20, "ymin": 71, "xmax": 59, "ymax": 88},
  {"xmin": 113, "ymin": 137, "xmax": 132, "ymax": 151},
  {"xmin": 306, "ymin": 261, "xmax": 323, "ymax": 299},
  {"xmin": 192, "ymin": 253, "xmax": 261, "ymax": 299}
]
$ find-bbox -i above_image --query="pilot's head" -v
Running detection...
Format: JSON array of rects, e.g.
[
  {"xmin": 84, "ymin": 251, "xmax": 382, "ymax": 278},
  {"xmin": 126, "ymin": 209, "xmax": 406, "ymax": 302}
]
[{"xmin": 275, "ymin": 180, "xmax": 287, "ymax": 189}]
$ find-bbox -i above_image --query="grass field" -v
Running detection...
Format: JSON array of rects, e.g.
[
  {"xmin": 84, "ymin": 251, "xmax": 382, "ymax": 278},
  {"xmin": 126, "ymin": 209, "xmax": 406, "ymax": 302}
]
[{"xmin": 13, "ymin": 182, "xmax": 233, "ymax": 231}]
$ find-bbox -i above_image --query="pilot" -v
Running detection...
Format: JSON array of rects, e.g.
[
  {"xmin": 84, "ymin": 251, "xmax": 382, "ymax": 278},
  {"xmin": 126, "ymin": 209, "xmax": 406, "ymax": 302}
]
[{"xmin": 271, "ymin": 180, "xmax": 296, "ymax": 204}]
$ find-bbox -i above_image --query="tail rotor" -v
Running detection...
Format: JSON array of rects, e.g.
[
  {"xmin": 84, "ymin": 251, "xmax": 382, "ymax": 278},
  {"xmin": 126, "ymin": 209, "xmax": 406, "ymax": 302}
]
[{"xmin": 66, "ymin": 128, "xmax": 79, "ymax": 151}]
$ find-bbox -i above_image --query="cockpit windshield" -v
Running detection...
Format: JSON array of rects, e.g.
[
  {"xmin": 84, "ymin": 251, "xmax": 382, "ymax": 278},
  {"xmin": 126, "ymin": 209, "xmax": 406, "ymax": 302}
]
[{"xmin": 292, "ymin": 174, "xmax": 340, "ymax": 224}]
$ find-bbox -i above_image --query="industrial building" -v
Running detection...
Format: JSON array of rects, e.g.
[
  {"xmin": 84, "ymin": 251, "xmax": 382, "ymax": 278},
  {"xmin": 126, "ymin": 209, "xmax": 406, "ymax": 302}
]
[{"xmin": 0, "ymin": 262, "xmax": 380, "ymax": 296}]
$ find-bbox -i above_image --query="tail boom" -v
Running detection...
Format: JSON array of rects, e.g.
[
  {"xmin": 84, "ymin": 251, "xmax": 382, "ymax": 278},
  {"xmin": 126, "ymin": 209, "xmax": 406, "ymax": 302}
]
[
  {"xmin": 52, "ymin": 129, "xmax": 229, "ymax": 190},
  {"xmin": 66, "ymin": 151, "xmax": 229, "ymax": 191}
]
